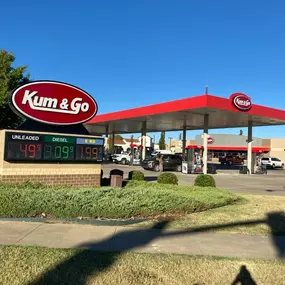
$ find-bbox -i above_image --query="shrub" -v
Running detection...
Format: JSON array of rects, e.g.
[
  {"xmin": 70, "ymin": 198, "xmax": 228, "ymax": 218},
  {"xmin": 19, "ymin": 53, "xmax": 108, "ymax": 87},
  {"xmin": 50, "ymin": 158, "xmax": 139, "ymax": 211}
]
[
  {"xmin": 157, "ymin": 173, "xmax": 178, "ymax": 185},
  {"xmin": 194, "ymin": 174, "xmax": 216, "ymax": 187},
  {"xmin": 128, "ymin": 170, "xmax": 145, "ymax": 181}
]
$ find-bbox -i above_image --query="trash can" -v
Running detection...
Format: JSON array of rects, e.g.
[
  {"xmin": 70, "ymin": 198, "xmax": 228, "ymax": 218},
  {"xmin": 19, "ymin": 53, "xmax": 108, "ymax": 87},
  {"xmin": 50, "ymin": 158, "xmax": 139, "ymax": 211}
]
[
  {"xmin": 239, "ymin": 166, "xmax": 249, "ymax": 174},
  {"xmin": 207, "ymin": 165, "xmax": 217, "ymax": 174},
  {"xmin": 110, "ymin": 175, "xmax": 123, "ymax": 187},
  {"xmin": 110, "ymin": 169, "xmax": 124, "ymax": 187}
]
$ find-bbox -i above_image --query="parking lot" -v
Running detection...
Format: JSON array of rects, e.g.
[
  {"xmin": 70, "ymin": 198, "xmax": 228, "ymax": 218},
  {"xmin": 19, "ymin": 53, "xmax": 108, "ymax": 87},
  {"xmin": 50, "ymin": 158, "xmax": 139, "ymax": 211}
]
[{"xmin": 102, "ymin": 163, "xmax": 285, "ymax": 196}]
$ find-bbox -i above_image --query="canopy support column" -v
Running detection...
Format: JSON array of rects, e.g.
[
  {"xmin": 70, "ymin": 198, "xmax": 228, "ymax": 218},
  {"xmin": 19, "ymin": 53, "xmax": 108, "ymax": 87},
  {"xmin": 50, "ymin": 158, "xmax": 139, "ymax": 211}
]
[
  {"xmin": 141, "ymin": 121, "xmax": 147, "ymax": 160},
  {"xmin": 203, "ymin": 114, "xmax": 209, "ymax": 174},
  {"xmin": 247, "ymin": 121, "xmax": 253, "ymax": 174},
  {"xmin": 111, "ymin": 131, "xmax": 115, "ymax": 154},
  {"xmin": 182, "ymin": 125, "xmax": 187, "ymax": 160}
]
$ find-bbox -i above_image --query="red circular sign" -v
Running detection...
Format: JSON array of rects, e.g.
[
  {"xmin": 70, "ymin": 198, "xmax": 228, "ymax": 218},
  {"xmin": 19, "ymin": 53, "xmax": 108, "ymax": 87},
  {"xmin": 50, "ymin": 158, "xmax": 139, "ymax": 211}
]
[
  {"xmin": 230, "ymin": 93, "xmax": 252, "ymax": 111},
  {"xmin": 208, "ymin": 137, "xmax": 214, "ymax": 144},
  {"xmin": 10, "ymin": 81, "xmax": 98, "ymax": 125}
]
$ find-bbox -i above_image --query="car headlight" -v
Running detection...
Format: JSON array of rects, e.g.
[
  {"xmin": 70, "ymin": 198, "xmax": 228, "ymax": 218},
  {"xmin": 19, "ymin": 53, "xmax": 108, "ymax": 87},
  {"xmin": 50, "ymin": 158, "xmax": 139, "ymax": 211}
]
[{"xmin": 148, "ymin": 161, "xmax": 153, "ymax": 167}]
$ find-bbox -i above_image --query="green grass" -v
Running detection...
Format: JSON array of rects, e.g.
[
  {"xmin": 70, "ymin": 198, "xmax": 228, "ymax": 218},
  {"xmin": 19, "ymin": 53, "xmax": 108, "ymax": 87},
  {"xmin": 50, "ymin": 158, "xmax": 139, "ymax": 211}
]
[
  {"xmin": 134, "ymin": 193, "xmax": 285, "ymax": 235},
  {"xmin": 0, "ymin": 181, "xmax": 238, "ymax": 219},
  {"xmin": 1, "ymin": 245, "xmax": 285, "ymax": 285}
]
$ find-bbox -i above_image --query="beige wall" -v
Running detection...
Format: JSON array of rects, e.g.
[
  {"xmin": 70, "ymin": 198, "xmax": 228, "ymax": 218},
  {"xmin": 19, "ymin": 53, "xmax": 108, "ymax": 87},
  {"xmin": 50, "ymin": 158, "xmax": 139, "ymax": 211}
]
[{"xmin": 265, "ymin": 138, "xmax": 285, "ymax": 162}]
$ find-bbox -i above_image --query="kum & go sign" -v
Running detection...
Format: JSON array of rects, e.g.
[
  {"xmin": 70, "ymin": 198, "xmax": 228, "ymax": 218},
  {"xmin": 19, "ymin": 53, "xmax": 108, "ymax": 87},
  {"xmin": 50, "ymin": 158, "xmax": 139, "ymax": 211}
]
[
  {"xmin": 230, "ymin": 92, "xmax": 252, "ymax": 111},
  {"xmin": 10, "ymin": 80, "xmax": 98, "ymax": 125}
]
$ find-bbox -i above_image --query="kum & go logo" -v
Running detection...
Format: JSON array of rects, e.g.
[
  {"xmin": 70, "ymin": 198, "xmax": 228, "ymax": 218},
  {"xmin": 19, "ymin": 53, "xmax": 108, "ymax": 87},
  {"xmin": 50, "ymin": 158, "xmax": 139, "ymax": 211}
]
[{"xmin": 10, "ymin": 81, "xmax": 98, "ymax": 125}]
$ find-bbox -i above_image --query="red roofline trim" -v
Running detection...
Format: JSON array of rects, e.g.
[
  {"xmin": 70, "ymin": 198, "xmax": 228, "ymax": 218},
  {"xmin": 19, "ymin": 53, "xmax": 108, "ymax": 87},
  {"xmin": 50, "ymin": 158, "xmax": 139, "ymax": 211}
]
[{"xmin": 86, "ymin": 94, "xmax": 285, "ymax": 124}]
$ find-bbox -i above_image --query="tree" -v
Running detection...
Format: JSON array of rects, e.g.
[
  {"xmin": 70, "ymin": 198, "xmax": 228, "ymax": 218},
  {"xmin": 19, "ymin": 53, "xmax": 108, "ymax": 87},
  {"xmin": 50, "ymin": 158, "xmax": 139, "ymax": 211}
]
[
  {"xmin": 0, "ymin": 50, "xmax": 30, "ymax": 129},
  {"xmin": 107, "ymin": 134, "xmax": 123, "ymax": 151},
  {"xmin": 239, "ymin": 129, "xmax": 243, "ymax": 136},
  {"xmin": 179, "ymin": 133, "xmax": 182, "ymax": 141},
  {"xmin": 158, "ymin": 131, "xmax": 166, "ymax": 150}
]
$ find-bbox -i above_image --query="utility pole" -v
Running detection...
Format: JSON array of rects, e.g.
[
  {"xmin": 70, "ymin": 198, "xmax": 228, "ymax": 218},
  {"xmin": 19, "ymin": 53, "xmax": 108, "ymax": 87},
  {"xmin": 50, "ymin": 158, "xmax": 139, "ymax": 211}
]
[{"xmin": 205, "ymin": 85, "xmax": 208, "ymax": 95}]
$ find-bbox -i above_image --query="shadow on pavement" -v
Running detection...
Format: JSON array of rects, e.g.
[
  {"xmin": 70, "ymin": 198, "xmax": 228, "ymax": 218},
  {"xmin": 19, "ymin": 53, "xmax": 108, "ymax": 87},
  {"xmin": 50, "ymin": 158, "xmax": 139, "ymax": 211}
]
[{"xmin": 29, "ymin": 212, "xmax": 285, "ymax": 285}]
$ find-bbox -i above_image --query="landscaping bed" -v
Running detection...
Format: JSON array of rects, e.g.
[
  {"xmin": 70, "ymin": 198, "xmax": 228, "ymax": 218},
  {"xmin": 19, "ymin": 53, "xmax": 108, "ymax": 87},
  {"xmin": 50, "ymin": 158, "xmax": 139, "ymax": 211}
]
[{"xmin": 0, "ymin": 181, "xmax": 238, "ymax": 219}]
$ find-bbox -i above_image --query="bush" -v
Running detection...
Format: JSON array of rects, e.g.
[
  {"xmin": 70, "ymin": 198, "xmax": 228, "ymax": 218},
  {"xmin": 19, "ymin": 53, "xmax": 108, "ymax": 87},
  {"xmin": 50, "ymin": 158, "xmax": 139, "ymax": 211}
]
[
  {"xmin": 128, "ymin": 170, "xmax": 145, "ymax": 181},
  {"xmin": 194, "ymin": 174, "xmax": 216, "ymax": 187},
  {"xmin": 157, "ymin": 173, "xmax": 178, "ymax": 185}
]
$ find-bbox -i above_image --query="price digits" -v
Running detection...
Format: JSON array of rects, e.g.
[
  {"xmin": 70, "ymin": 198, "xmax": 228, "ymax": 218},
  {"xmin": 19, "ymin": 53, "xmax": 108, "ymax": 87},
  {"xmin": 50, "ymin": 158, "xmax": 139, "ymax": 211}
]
[
  {"xmin": 81, "ymin": 146, "xmax": 98, "ymax": 160},
  {"xmin": 19, "ymin": 143, "xmax": 41, "ymax": 158},
  {"xmin": 44, "ymin": 144, "xmax": 74, "ymax": 160}
]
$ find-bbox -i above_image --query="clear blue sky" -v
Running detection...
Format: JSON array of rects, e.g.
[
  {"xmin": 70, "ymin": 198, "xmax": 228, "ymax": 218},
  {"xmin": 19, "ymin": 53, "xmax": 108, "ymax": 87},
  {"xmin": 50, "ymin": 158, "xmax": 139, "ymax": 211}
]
[{"xmin": 2, "ymin": 0, "xmax": 285, "ymax": 140}]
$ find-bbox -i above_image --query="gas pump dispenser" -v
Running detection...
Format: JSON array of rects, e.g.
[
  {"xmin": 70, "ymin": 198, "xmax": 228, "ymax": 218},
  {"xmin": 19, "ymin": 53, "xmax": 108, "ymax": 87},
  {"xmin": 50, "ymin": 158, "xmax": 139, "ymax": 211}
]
[{"xmin": 182, "ymin": 145, "xmax": 204, "ymax": 174}]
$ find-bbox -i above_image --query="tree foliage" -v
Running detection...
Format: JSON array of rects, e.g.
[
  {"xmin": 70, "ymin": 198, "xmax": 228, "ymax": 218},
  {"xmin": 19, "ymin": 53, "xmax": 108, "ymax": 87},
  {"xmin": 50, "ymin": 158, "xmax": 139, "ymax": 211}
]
[
  {"xmin": 158, "ymin": 131, "xmax": 166, "ymax": 150},
  {"xmin": 107, "ymin": 134, "xmax": 123, "ymax": 150},
  {"xmin": 239, "ymin": 129, "xmax": 243, "ymax": 136},
  {"xmin": 0, "ymin": 50, "xmax": 30, "ymax": 129},
  {"xmin": 179, "ymin": 133, "xmax": 182, "ymax": 141}
]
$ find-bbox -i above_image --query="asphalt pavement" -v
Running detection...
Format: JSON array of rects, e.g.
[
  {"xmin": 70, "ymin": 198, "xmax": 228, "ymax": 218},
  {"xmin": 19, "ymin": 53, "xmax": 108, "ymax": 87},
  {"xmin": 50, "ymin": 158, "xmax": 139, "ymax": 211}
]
[{"xmin": 102, "ymin": 163, "xmax": 285, "ymax": 196}]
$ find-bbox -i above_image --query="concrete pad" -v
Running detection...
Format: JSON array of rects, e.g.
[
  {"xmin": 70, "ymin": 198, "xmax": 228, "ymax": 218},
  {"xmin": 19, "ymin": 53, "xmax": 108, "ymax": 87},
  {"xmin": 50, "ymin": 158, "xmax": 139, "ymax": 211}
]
[
  {"xmin": 0, "ymin": 221, "xmax": 42, "ymax": 245},
  {"xmin": 108, "ymin": 226, "xmax": 166, "ymax": 252},
  {"xmin": 17, "ymin": 223, "xmax": 117, "ymax": 249},
  {"xmin": 193, "ymin": 233, "xmax": 278, "ymax": 259}
]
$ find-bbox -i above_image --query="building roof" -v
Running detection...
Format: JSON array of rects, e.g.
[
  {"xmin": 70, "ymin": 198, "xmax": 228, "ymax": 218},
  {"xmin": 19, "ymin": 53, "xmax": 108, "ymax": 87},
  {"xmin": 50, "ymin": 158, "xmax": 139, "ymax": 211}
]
[
  {"xmin": 124, "ymin": 138, "xmax": 140, "ymax": 143},
  {"xmin": 85, "ymin": 94, "xmax": 285, "ymax": 134}
]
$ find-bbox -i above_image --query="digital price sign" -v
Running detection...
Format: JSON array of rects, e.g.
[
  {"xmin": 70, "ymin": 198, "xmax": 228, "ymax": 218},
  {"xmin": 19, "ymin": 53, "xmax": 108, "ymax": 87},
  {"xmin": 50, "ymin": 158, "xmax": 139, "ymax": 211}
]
[{"xmin": 4, "ymin": 132, "xmax": 104, "ymax": 163}]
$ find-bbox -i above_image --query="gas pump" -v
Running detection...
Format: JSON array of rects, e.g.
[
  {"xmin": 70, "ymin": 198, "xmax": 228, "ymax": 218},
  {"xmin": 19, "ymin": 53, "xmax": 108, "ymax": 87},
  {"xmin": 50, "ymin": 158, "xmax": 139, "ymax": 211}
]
[{"xmin": 182, "ymin": 145, "xmax": 204, "ymax": 174}]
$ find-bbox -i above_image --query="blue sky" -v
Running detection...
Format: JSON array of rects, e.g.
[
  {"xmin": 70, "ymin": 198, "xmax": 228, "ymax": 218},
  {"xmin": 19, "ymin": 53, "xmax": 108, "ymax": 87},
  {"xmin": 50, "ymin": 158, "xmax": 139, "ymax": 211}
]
[{"xmin": 2, "ymin": 0, "xmax": 285, "ymax": 140}]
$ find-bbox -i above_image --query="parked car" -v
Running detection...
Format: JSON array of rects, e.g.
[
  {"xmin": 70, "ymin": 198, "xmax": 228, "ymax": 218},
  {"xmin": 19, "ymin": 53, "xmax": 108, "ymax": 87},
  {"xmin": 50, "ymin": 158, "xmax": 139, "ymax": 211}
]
[
  {"xmin": 141, "ymin": 154, "xmax": 182, "ymax": 172},
  {"xmin": 150, "ymin": 150, "xmax": 173, "ymax": 157},
  {"xmin": 260, "ymin": 157, "xmax": 284, "ymax": 169},
  {"xmin": 113, "ymin": 152, "xmax": 131, "ymax": 165},
  {"xmin": 219, "ymin": 154, "xmax": 244, "ymax": 165}
]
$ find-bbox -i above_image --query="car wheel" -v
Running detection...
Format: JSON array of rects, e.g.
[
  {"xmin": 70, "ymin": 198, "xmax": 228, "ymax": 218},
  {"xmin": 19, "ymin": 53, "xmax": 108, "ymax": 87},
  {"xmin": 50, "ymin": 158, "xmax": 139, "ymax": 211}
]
[
  {"xmin": 272, "ymin": 164, "xmax": 275, "ymax": 169},
  {"xmin": 176, "ymin": 165, "xmax": 182, "ymax": 172},
  {"xmin": 121, "ymin": 158, "xmax": 127, "ymax": 165},
  {"xmin": 154, "ymin": 164, "xmax": 160, "ymax": 172}
]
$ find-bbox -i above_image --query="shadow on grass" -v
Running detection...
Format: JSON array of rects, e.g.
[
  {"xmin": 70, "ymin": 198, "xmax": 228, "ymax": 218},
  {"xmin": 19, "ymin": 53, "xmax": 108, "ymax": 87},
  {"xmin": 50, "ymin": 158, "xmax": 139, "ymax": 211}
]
[
  {"xmin": 231, "ymin": 265, "xmax": 257, "ymax": 285},
  {"xmin": 28, "ymin": 212, "xmax": 285, "ymax": 285}
]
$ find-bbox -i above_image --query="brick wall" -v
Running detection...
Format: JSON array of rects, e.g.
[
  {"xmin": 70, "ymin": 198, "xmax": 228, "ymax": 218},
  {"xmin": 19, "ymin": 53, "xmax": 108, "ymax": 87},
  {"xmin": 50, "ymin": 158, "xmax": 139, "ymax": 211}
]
[{"xmin": 0, "ymin": 130, "xmax": 102, "ymax": 187}]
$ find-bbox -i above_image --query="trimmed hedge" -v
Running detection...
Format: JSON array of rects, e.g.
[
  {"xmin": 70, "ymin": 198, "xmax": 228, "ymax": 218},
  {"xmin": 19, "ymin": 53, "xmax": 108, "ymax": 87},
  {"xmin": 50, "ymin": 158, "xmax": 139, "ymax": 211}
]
[
  {"xmin": 128, "ymin": 170, "xmax": 145, "ymax": 181},
  {"xmin": 194, "ymin": 174, "xmax": 216, "ymax": 187},
  {"xmin": 157, "ymin": 173, "xmax": 178, "ymax": 185}
]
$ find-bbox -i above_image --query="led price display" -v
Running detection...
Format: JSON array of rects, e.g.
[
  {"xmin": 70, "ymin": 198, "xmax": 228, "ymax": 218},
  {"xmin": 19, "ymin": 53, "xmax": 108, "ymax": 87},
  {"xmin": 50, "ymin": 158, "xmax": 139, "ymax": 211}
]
[{"xmin": 4, "ymin": 132, "xmax": 104, "ymax": 163}]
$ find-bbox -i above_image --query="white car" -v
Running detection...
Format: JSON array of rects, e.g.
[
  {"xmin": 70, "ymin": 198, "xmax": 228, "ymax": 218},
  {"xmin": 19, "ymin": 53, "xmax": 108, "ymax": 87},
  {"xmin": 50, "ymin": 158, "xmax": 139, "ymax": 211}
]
[
  {"xmin": 113, "ymin": 153, "xmax": 131, "ymax": 165},
  {"xmin": 260, "ymin": 157, "xmax": 284, "ymax": 169}
]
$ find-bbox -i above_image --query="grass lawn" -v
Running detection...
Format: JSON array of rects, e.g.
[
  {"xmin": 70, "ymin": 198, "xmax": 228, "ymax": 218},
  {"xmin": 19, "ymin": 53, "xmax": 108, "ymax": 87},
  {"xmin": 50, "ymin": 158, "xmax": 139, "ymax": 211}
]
[
  {"xmin": 0, "ymin": 181, "xmax": 238, "ymax": 219},
  {"xmin": 1, "ymin": 245, "xmax": 285, "ymax": 285},
  {"xmin": 135, "ymin": 194, "xmax": 285, "ymax": 235}
]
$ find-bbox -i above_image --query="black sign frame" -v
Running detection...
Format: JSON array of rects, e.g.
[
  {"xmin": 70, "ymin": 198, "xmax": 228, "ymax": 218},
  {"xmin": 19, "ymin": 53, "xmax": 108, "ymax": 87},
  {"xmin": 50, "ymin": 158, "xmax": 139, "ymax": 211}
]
[{"xmin": 4, "ymin": 131, "xmax": 105, "ymax": 164}]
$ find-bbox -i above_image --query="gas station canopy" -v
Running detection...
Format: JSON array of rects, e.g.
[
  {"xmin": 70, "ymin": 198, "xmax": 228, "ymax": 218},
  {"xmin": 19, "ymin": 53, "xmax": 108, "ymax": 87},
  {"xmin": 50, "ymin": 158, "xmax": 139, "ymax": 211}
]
[{"xmin": 85, "ymin": 94, "xmax": 285, "ymax": 134}]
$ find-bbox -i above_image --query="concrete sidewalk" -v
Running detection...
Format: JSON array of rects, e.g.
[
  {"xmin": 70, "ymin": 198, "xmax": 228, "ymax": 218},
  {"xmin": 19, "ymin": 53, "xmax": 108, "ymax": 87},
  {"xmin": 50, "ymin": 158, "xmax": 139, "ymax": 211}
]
[{"xmin": 1, "ymin": 221, "xmax": 285, "ymax": 260}]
